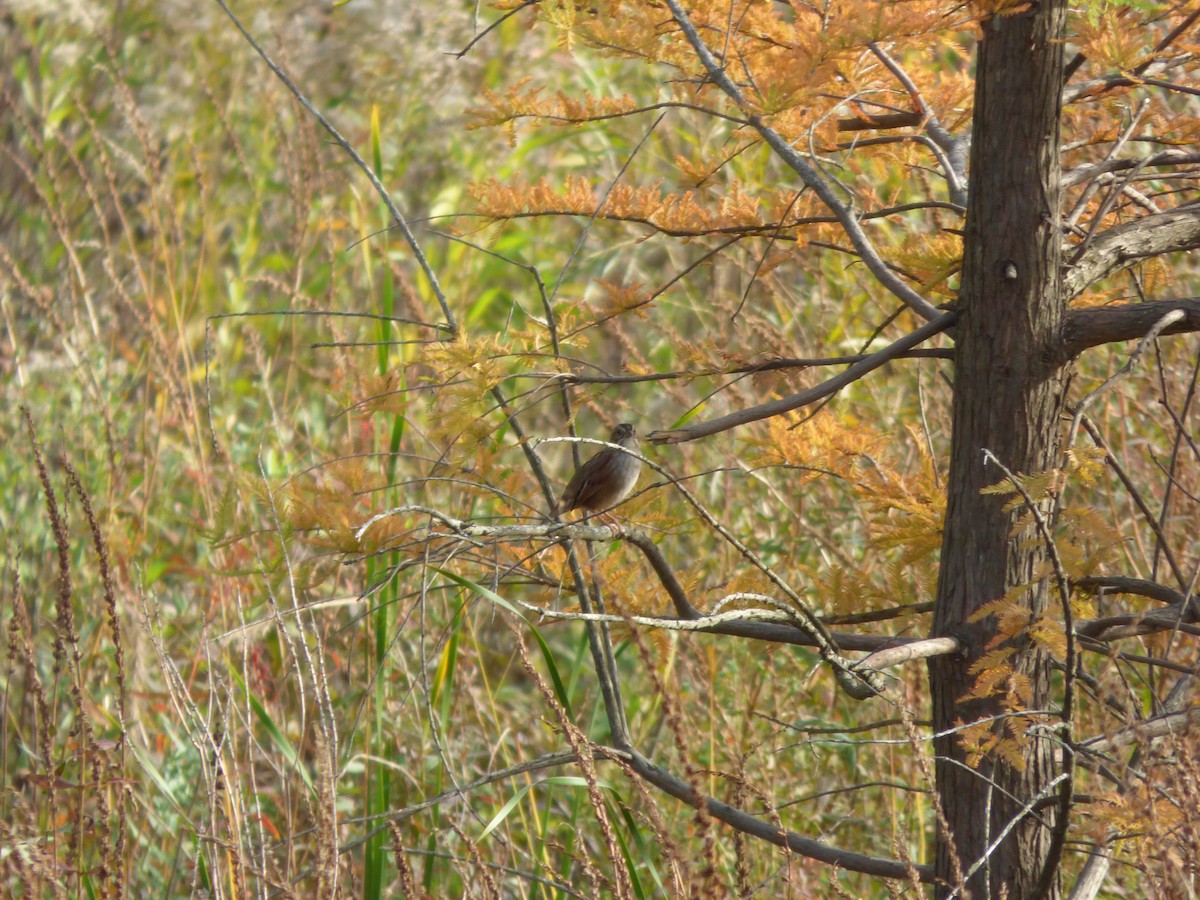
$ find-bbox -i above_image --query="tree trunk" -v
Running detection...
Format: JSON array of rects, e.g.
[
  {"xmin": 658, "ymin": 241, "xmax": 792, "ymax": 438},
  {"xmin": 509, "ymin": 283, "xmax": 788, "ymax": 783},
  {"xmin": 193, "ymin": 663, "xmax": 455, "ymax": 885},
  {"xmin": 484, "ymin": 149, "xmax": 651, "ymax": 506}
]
[{"xmin": 930, "ymin": 0, "xmax": 1070, "ymax": 896}]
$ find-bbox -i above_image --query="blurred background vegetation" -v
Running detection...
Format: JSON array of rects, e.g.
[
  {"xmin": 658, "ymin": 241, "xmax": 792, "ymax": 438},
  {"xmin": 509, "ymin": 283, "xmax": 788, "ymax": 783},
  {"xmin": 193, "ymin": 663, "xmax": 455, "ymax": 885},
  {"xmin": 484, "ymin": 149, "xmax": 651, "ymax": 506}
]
[{"xmin": 2, "ymin": 0, "xmax": 1196, "ymax": 896}]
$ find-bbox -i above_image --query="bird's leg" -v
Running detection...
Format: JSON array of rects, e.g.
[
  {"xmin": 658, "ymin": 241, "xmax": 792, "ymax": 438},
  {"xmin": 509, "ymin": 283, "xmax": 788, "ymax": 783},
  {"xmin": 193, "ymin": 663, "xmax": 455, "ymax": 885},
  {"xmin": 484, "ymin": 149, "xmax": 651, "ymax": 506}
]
[{"xmin": 596, "ymin": 509, "xmax": 624, "ymax": 528}]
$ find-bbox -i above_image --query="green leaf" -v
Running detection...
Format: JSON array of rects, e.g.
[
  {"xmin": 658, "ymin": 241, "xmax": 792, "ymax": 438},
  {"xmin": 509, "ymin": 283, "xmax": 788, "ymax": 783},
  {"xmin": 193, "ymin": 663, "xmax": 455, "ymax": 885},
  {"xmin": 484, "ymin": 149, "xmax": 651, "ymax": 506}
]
[
  {"xmin": 478, "ymin": 784, "xmax": 531, "ymax": 843},
  {"xmin": 434, "ymin": 568, "xmax": 525, "ymax": 619},
  {"xmin": 528, "ymin": 624, "xmax": 573, "ymax": 718}
]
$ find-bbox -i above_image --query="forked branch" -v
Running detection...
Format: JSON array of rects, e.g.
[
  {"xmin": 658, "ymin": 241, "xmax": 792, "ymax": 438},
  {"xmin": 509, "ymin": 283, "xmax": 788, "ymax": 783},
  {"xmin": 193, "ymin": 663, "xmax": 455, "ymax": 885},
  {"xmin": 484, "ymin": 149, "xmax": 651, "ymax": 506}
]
[{"xmin": 662, "ymin": 0, "xmax": 943, "ymax": 322}]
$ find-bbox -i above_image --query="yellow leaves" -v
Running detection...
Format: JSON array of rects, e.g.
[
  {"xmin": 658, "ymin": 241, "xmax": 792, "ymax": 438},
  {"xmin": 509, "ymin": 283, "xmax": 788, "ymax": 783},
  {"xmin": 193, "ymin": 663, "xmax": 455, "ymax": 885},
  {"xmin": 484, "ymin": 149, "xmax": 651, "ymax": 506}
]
[
  {"xmin": 973, "ymin": 449, "xmax": 1122, "ymax": 583},
  {"xmin": 956, "ymin": 718, "xmax": 1000, "ymax": 768},
  {"xmin": 672, "ymin": 154, "xmax": 713, "ymax": 189},
  {"xmin": 561, "ymin": 0, "xmax": 677, "ymax": 64},
  {"xmin": 958, "ymin": 658, "xmax": 1049, "ymax": 771},
  {"xmin": 758, "ymin": 409, "xmax": 886, "ymax": 475},
  {"xmin": 818, "ymin": 561, "xmax": 933, "ymax": 616},
  {"xmin": 892, "ymin": 231, "xmax": 964, "ymax": 300},
  {"xmin": 981, "ymin": 469, "xmax": 1064, "ymax": 509},
  {"xmin": 957, "ymin": 444, "xmax": 1123, "ymax": 698},
  {"xmin": 469, "ymin": 175, "xmax": 768, "ymax": 235},
  {"xmin": 421, "ymin": 333, "xmax": 507, "ymax": 395},
  {"xmin": 969, "ymin": 584, "xmax": 1068, "ymax": 655},
  {"xmin": 755, "ymin": 414, "xmax": 943, "ymax": 610},
  {"xmin": 1084, "ymin": 730, "xmax": 1200, "ymax": 869},
  {"xmin": 1130, "ymin": 254, "xmax": 1175, "ymax": 298},
  {"xmin": 466, "ymin": 78, "xmax": 640, "ymax": 130},
  {"xmin": 968, "ymin": 644, "xmax": 1017, "ymax": 681},
  {"xmin": 1064, "ymin": 447, "xmax": 1107, "ymax": 487},
  {"xmin": 356, "ymin": 369, "xmax": 408, "ymax": 416},
  {"xmin": 1090, "ymin": 786, "xmax": 1175, "ymax": 847},
  {"xmin": 283, "ymin": 461, "xmax": 381, "ymax": 554},
  {"xmin": 547, "ymin": 553, "xmax": 664, "ymax": 620},
  {"xmin": 1056, "ymin": 503, "xmax": 1123, "ymax": 576},
  {"xmin": 596, "ymin": 279, "xmax": 652, "ymax": 317},
  {"xmin": 416, "ymin": 335, "xmax": 515, "ymax": 452},
  {"xmin": 969, "ymin": 589, "xmax": 1037, "ymax": 648},
  {"xmin": 1029, "ymin": 617, "xmax": 1068, "ymax": 658},
  {"xmin": 955, "ymin": 700, "xmax": 1040, "ymax": 772},
  {"xmin": 981, "ymin": 447, "xmax": 1108, "ymax": 511},
  {"xmin": 714, "ymin": 182, "xmax": 763, "ymax": 231},
  {"xmin": 860, "ymin": 425, "xmax": 946, "ymax": 570},
  {"xmin": 1071, "ymin": 12, "xmax": 1153, "ymax": 71}
]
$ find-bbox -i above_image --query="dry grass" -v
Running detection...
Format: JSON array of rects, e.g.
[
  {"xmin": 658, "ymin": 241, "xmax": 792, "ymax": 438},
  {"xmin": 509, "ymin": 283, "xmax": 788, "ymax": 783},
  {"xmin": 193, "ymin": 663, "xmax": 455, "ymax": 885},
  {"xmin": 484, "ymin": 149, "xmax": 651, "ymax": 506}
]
[{"xmin": 3, "ymin": 1, "xmax": 1200, "ymax": 898}]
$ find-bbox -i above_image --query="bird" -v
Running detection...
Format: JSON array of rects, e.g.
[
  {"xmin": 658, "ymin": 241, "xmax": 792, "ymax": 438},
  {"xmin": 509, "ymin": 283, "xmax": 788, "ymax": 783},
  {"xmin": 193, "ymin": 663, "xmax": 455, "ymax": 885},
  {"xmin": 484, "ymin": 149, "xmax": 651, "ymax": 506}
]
[{"xmin": 552, "ymin": 423, "xmax": 642, "ymax": 520}]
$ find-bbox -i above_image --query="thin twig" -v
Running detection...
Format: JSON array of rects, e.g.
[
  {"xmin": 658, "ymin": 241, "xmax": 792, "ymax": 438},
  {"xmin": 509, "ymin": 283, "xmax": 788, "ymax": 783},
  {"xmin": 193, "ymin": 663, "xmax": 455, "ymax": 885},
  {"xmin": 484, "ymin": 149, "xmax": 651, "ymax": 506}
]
[
  {"xmin": 648, "ymin": 311, "xmax": 956, "ymax": 444},
  {"xmin": 212, "ymin": 0, "xmax": 457, "ymax": 333},
  {"xmin": 662, "ymin": 0, "xmax": 941, "ymax": 321}
]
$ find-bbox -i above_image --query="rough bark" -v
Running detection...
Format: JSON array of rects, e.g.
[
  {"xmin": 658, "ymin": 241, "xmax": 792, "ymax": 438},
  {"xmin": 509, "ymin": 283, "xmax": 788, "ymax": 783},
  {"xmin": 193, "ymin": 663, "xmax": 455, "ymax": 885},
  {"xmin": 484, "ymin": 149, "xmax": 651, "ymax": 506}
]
[
  {"xmin": 929, "ymin": 0, "xmax": 1070, "ymax": 896},
  {"xmin": 1064, "ymin": 206, "xmax": 1200, "ymax": 299},
  {"xmin": 1062, "ymin": 297, "xmax": 1200, "ymax": 359}
]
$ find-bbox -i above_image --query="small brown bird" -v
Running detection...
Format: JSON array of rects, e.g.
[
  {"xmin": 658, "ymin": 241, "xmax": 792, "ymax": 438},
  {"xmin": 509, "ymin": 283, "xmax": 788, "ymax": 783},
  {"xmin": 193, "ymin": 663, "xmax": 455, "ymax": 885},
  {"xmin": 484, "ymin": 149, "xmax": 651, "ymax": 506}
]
[{"xmin": 553, "ymin": 423, "xmax": 642, "ymax": 519}]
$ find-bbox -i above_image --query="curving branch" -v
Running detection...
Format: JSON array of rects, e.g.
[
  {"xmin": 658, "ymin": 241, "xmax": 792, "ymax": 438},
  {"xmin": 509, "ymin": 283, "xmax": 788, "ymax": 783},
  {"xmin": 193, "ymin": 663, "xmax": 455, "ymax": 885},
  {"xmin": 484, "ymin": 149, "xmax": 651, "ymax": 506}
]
[
  {"xmin": 482, "ymin": 100, "xmax": 751, "ymax": 128},
  {"xmin": 624, "ymin": 747, "xmax": 934, "ymax": 882},
  {"xmin": 1074, "ymin": 575, "xmax": 1199, "ymax": 641},
  {"xmin": 214, "ymin": 0, "xmax": 458, "ymax": 334},
  {"xmin": 1077, "ymin": 603, "xmax": 1200, "ymax": 641},
  {"xmin": 855, "ymin": 637, "xmax": 963, "ymax": 672},
  {"xmin": 475, "ymin": 199, "xmax": 965, "ymax": 239},
  {"xmin": 502, "ymin": 348, "xmax": 952, "ymax": 387},
  {"xmin": 1064, "ymin": 204, "xmax": 1200, "ymax": 299},
  {"xmin": 1079, "ymin": 706, "xmax": 1200, "ymax": 756},
  {"xmin": 648, "ymin": 312, "xmax": 956, "ymax": 445},
  {"xmin": 1063, "ymin": 56, "xmax": 1192, "ymax": 104},
  {"xmin": 867, "ymin": 41, "xmax": 969, "ymax": 207},
  {"xmin": 1074, "ymin": 575, "xmax": 1191, "ymax": 607}
]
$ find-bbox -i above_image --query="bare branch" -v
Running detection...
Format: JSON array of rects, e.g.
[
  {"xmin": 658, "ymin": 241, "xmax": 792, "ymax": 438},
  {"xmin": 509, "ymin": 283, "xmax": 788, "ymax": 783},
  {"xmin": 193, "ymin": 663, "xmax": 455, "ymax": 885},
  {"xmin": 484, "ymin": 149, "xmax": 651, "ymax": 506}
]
[
  {"xmin": 1064, "ymin": 205, "xmax": 1200, "ymax": 299},
  {"xmin": 1079, "ymin": 707, "xmax": 1200, "ymax": 756},
  {"xmin": 356, "ymin": 513, "xmax": 962, "ymax": 659},
  {"xmin": 451, "ymin": 0, "xmax": 540, "ymax": 59},
  {"xmin": 212, "ymin": 0, "xmax": 458, "ymax": 333},
  {"xmin": 474, "ymin": 199, "xmax": 965, "ymax": 239},
  {"xmin": 342, "ymin": 749, "xmax": 590, "ymax": 853},
  {"xmin": 511, "ymin": 348, "xmax": 952, "ymax": 386},
  {"xmin": 1062, "ymin": 298, "xmax": 1200, "ymax": 359},
  {"xmin": 1064, "ymin": 100, "xmax": 1149, "ymax": 231},
  {"xmin": 1062, "ymin": 149, "xmax": 1200, "ymax": 190},
  {"xmin": 867, "ymin": 41, "xmax": 968, "ymax": 206},
  {"xmin": 487, "ymin": 100, "xmax": 751, "ymax": 128},
  {"xmin": 622, "ymin": 747, "xmax": 934, "ymax": 881},
  {"xmin": 1078, "ymin": 416, "xmax": 1189, "ymax": 591},
  {"xmin": 1141, "ymin": 76, "xmax": 1200, "ymax": 98},
  {"xmin": 546, "ymin": 439, "xmax": 888, "ymax": 697},
  {"xmin": 1064, "ymin": 308, "xmax": 1185, "ymax": 443},
  {"xmin": 1074, "ymin": 575, "xmax": 1190, "ymax": 607},
  {"xmin": 1077, "ymin": 603, "xmax": 1200, "ymax": 641},
  {"xmin": 855, "ymin": 637, "xmax": 963, "ymax": 672},
  {"xmin": 647, "ymin": 312, "xmax": 956, "ymax": 444},
  {"xmin": 947, "ymin": 774, "xmax": 1071, "ymax": 900},
  {"xmin": 1063, "ymin": 56, "xmax": 1192, "ymax": 104}
]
